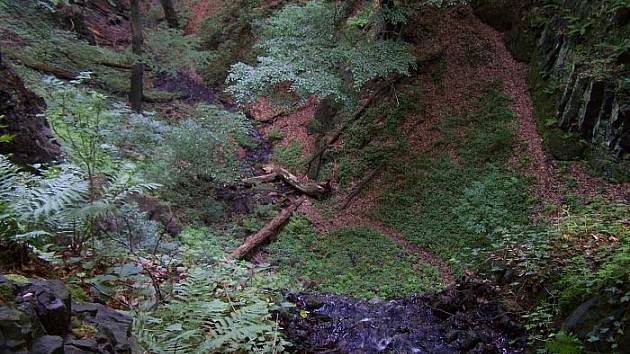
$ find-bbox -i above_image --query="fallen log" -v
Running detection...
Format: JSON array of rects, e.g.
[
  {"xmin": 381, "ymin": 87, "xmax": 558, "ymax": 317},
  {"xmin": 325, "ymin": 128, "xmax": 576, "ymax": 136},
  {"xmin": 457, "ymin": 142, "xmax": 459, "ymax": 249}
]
[
  {"xmin": 97, "ymin": 61, "xmax": 154, "ymax": 71},
  {"xmin": 231, "ymin": 197, "xmax": 305, "ymax": 259},
  {"xmin": 23, "ymin": 62, "xmax": 77, "ymax": 80},
  {"xmin": 242, "ymin": 173, "xmax": 278, "ymax": 185},
  {"xmin": 242, "ymin": 165, "xmax": 330, "ymax": 199},
  {"xmin": 265, "ymin": 165, "xmax": 330, "ymax": 199}
]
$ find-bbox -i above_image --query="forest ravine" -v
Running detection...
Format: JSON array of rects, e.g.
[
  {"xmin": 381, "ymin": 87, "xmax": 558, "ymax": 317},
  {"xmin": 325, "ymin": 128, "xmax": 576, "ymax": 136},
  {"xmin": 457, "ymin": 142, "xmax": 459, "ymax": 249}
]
[{"xmin": 0, "ymin": 1, "xmax": 629, "ymax": 353}]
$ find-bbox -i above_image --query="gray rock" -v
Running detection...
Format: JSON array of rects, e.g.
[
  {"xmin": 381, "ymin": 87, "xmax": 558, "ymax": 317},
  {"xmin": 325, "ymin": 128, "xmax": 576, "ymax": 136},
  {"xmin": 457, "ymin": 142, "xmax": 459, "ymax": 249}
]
[
  {"xmin": 0, "ymin": 275, "xmax": 133, "ymax": 353},
  {"xmin": 64, "ymin": 338, "xmax": 102, "ymax": 353},
  {"xmin": 74, "ymin": 303, "xmax": 133, "ymax": 353},
  {"xmin": 608, "ymin": 103, "xmax": 630, "ymax": 157},
  {"xmin": 576, "ymin": 79, "xmax": 607, "ymax": 138},
  {"xmin": 562, "ymin": 296, "xmax": 602, "ymax": 334},
  {"xmin": 559, "ymin": 73, "xmax": 590, "ymax": 129},
  {"xmin": 0, "ymin": 306, "xmax": 34, "ymax": 352},
  {"xmin": 17, "ymin": 279, "xmax": 71, "ymax": 335},
  {"xmin": 32, "ymin": 335, "xmax": 64, "ymax": 354},
  {"xmin": 592, "ymin": 84, "xmax": 616, "ymax": 145}
]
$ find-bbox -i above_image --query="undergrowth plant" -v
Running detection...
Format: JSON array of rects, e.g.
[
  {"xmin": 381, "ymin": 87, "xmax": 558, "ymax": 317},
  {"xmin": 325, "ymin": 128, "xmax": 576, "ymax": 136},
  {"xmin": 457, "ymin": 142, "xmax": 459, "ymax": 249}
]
[
  {"xmin": 0, "ymin": 155, "xmax": 86, "ymax": 261},
  {"xmin": 267, "ymin": 217, "xmax": 442, "ymax": 299},
  {"xmin": 480, "ymin": 200, "xmax": 630, "ymax": 351},
  {"xmin": 133, "ymin": 236, "xmax": 292, "ymax": 353},
  {"xmin": 143, "ymin": 103, "xmax": 252, "ymax": 221},
  {"xmin": 373, "ymin": 83, "xmax": 529, "ymax": 263}
]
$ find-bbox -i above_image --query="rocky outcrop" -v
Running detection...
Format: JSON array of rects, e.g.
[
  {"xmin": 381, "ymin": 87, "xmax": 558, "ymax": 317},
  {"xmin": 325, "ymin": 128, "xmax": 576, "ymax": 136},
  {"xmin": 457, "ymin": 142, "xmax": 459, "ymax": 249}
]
[
  {"xmin": 471, "ymin": 0, "xmax": 540, "ymax": 62},
  {"xmin": 537, "ymin": 14, "xmax": 629, "ymax": 164},
  {"xmin": 0, "ymin": 61, "xmax": 61, "ymax": 165},
  {"xmin": 0, "ymin": 275, "xmax": 133, "ymax": 354},
  {"xmin": 473, "ymin": 0, "xmax": 630, "ymax": 175}
]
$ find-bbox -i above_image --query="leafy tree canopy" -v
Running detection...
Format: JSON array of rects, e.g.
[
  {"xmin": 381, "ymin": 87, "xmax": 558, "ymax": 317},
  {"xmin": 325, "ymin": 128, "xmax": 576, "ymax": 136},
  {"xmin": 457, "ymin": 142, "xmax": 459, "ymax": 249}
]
[{"xmin": 226, "ymin": 1, "xmax": 416, "ymax": 106}]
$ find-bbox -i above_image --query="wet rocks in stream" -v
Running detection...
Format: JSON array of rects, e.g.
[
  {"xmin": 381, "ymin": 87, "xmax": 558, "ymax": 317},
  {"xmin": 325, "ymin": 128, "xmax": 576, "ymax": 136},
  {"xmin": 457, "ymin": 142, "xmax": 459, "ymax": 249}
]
[{"xmin": 281, "ymin": 277, "xmax": 526, "ymax": 353}]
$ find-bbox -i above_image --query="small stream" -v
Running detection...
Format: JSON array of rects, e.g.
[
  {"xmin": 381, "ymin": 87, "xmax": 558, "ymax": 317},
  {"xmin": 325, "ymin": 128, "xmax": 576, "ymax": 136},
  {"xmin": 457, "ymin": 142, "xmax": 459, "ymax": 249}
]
[{"xmin": 280, "ymin": 278, "xmax": 527, "ymax": 353}]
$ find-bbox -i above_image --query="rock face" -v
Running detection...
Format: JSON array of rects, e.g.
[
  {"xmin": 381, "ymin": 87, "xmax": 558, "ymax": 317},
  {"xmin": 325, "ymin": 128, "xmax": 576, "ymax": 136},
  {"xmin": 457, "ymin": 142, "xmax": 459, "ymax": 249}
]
[
  {"xmin": 0, "ymin": 275, "xmax": 132, "ymax": 354},
  {"xmin": 0, "ymin": 61, "xmax": 61, "ymax": 165},
  {"xmin": 281, "ymin": 278, "xmax": 526, "ymax": 353},
  {"xmin": 536, "ymin": 15, "xmax": 629, "ymax": 164},
  {"xmin": 472, "ymin": 0, "xmax": 630, "ymax": 176}
]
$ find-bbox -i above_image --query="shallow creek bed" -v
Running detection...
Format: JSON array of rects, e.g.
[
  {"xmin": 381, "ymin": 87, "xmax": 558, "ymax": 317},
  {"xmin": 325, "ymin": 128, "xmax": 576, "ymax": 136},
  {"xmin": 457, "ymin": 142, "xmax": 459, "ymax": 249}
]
[{"xmin": 280, "ymin": 277, "xmax": 527, "ymax": 353}]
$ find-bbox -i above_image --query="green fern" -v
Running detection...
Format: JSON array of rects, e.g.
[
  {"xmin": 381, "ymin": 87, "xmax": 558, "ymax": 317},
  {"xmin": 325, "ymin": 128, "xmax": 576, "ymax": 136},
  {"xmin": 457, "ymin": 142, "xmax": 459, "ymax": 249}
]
[
  {"xmin": 0, "ymin": 154, "xmax": 88, "ymax": 257},
  {"xmin": 133, "ymin": 265, "xmax": 291, "ymax": 353}
]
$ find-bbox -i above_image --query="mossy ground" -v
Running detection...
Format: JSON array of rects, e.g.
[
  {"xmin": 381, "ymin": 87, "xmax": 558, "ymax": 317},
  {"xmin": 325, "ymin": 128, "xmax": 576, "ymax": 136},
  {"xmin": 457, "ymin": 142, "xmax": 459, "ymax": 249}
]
[
  {"xmin": 372, "ymin": 85, "xmax": 532, "ymax": 269},
  {"xmin": 267, "ymin": 217, "xmax": 442, "ymax": 299}
]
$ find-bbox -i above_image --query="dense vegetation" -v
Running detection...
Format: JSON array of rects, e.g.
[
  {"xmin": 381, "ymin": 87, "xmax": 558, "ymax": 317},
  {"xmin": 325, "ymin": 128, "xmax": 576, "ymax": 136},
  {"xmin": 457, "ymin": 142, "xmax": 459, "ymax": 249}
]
[{"xmin": 0, "ymin": 0, "xmax": 628, "ymax": 353}]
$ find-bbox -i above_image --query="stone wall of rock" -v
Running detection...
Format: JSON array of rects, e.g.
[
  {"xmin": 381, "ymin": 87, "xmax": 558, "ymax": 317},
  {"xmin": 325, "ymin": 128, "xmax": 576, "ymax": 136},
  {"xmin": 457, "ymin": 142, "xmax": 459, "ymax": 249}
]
[
  {"xmin": 538, "ymin": 11, "xmax": 629, "ymax": 162},
  {"xmin": 0, "ymin": 275, "xmax": 133, "ymax": 354},
  {"xmin": 0, "ymin": 60, "xmax": 61, "ymax": 165},
  {"xmin": 473, "ymin": 0, "xmax": 629, "ymax": 172}
]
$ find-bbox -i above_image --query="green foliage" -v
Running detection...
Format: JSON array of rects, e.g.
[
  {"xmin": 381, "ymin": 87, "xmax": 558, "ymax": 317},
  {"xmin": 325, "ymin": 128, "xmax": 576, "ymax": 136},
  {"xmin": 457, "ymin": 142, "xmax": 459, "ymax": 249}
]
[
  {"xmin": 455, "ymin": 170, "xmax": 528, "ymax": 237},
  {"xmin": 45, "ymin": 75, "xmax": 121, "ymax": 186},
  {"xmin": 133, "ymin": 264, "xmax": 291, "ymax": 353},
  {"xmin": 546, "ymin": 331, "xmax": 583, "ymax": 354},
  {"xmin": 0, "ymin": 155, "xmax": 87, "ymax": 254},
  {"xmin": 141, "ymin": 28, "xmax": 212, "ymax": 74},
  {"xmin": 226, "ymin": 1, "xmax": 415, "ymax": 106},
  {"xmin": 326, "ymin": 99, "xmax": 408, "ymax": 187},
  {"xmin": 544, "ymin": 0, "xmax": 630, "ymax": 73},
  {"xmin": 373, "ymin": 85, "xmax": 528, "ymax": 264},
  {"xmin": 266, "ymin": 128, "xmax": 284, "ymax": 142},
  {"xmin": 272, "ymin": 142, "xmax": 304, "ymax": 172},
  {"xmin": 0, "ymin": 284, "xmax": 14, "ymax": 306},
  {"xmin": 0, "ymin": 116, "xmax": 13, "ymax": 144},
  {"xmin": 268, "ymin": 217, "xmax": 442, "ymax": 299},
  {"xmin": 480, "ymin": 200, "xmax": 629, "ymax": 349},
  {"xmin": 0, "ymin": 1, "xmax": 131, "ymax": 93},
  {"xmin": 3, "ymin": 274, "xmax": 29, "ymax": 285},
  {"xmin": 142, "ymin": 104, "xmax": 252, "ymax": 219},
  {"xmin": 197, "ymin": 0, "xmax": 268, "ymax": 86},
  {"xmin": 155, "ymin": 103, "xmax": 250, "ymax": 186},
  {"xmin": 179, "ymin": 227, "xmax": 240, "ymax": 264}
]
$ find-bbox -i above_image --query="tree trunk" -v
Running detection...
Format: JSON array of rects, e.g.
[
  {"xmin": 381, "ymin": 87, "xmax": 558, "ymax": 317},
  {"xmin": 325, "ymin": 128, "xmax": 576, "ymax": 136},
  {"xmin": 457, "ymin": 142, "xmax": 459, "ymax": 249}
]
[
  {"xmin": 159, "ymin": 0, "xmax": 179, "ymax": 28},
  {"xmin": 129, "ymin": 0, "xmax": 144, "ymax": 112},
  {"xmin": 243, "ymin": 165, "xmax": 331, "ymax": 199},
  {"xmin": 231, "ymin": 197, "xmax": 305, "ymax": 259}
]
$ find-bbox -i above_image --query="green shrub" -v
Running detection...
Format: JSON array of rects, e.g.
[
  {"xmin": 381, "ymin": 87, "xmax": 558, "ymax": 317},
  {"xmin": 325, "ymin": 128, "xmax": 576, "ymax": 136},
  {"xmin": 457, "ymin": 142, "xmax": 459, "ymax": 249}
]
[
  {"xmin": 266, "ymin": 128, "xmax": 284, "ymax": 142},
  {"xmin": 226, "ymin": 1, "xmax": 415, "ymax": 106},
  {"xmin": 272, "ymin": 142, "xmax": 304, "ymax": 171},
  {"xmin": 546, "ymin": 331, "xmax": 583, "ymax": 354},
  {"xmin": 144, "ymin": 104, "xmax": 252, "ymax": 216}
]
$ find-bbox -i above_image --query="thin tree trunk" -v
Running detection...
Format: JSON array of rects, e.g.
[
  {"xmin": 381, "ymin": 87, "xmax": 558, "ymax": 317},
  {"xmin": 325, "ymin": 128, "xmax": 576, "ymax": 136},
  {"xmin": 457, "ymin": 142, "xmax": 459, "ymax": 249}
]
[
  {"xmin": 159, "ymin": 0, "xmax": 179, "ymax": 28},
  {"xmin": 129, "ymin": 0, "xmax": 144, "ymax": 112}
]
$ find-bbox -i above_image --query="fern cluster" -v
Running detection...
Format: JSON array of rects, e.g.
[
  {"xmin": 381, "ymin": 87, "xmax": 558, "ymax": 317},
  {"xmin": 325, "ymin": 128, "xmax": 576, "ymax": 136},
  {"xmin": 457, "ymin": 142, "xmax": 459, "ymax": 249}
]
[
  {"xmin": 133, "ymin": 263, "xmax": 291, "ymax": 353},
  {"xmin": 0, "ymin": 155, "xmax": 86, "ymax": 255}
]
